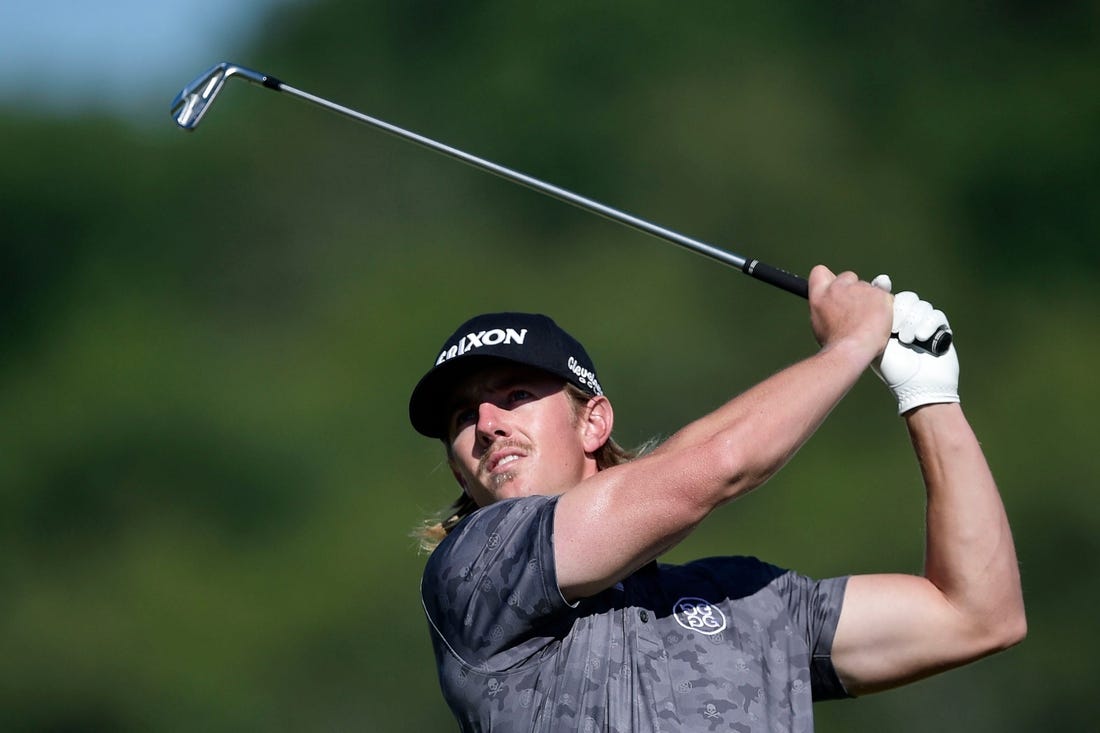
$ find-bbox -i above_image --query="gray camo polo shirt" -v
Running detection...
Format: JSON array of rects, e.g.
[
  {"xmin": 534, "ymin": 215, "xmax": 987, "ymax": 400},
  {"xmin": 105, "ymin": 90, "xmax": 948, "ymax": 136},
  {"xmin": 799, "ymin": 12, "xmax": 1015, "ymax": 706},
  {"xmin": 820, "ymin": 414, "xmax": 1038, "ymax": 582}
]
[{"xmin": 421, "ymin": 495, "xmax": 850, "ymax": 732}]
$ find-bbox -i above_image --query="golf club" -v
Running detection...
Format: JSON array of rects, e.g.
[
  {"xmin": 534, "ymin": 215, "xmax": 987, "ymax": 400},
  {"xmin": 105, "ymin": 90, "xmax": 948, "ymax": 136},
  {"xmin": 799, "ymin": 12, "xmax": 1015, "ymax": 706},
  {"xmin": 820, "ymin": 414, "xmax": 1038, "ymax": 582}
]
[{"xmin": 170, "ymin": 62, "xmax": 951, "ymax": 355}]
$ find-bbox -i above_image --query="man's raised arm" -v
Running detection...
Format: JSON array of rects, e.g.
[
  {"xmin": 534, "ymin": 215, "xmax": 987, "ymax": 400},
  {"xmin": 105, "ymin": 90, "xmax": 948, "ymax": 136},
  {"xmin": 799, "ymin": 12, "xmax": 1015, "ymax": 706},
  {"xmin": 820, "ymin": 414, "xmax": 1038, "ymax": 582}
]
[
  {"xmin": 554, "ymin": 266, "xmax": 893, "ymax": 600},
  {"xmin": 831, "ymin": 290, "xmax": 1026, "ymax": 693}
]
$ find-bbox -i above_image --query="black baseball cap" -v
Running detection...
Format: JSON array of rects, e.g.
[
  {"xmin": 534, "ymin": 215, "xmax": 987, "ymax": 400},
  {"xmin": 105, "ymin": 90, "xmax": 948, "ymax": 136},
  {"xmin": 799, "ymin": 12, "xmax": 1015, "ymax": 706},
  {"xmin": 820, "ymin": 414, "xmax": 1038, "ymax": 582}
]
[{"xmin": 408, "ymin": 312, "xmax": 604, "ymax": 438}]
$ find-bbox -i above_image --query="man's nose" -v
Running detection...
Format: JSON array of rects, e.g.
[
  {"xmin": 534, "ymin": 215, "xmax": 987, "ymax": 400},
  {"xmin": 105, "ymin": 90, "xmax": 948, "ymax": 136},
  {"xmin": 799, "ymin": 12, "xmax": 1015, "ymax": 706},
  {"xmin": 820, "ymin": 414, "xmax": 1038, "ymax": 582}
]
[{"xmin": 475, "ymin": 400, "xmax": 511, "ymax": 440}]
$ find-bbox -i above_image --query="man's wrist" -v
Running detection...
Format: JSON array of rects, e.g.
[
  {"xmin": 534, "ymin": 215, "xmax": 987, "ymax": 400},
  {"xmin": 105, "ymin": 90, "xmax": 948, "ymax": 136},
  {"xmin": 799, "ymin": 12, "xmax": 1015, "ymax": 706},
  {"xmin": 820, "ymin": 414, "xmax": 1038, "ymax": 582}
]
[
  {"xmin": 819, "ymin": 335, "xmax": 882, "ymax": 375},
  {"xmin": 903, "ymin": 401, "xmax": 963, "ymax": 421}
]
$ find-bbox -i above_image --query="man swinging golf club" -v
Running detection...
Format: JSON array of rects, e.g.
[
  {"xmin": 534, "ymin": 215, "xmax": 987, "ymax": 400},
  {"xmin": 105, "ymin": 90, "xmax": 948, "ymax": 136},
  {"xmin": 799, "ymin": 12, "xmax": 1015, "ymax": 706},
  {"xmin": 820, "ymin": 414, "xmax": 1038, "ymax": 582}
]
[
  {"xmin": 167, "ymin": 61, "xmax": 1023, "ymax": 730},
  {"xmin": 409, "ymin": 266, "xmax": 1025, "ymax": 732}
]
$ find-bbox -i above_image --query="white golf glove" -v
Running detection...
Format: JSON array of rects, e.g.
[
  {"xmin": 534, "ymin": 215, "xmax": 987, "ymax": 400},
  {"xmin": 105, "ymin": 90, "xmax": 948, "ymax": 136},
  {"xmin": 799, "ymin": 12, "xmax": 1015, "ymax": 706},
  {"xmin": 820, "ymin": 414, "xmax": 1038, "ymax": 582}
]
[{"xmin": 870, "ymin": 274, "xmax": 960, "ymax": 415}]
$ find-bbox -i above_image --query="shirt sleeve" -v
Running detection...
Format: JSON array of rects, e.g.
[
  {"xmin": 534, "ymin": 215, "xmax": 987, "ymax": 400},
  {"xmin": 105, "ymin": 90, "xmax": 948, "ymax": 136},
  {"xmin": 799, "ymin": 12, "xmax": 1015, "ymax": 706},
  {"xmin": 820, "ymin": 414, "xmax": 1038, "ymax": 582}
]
[
  {"xmin": 776, "ymin": 570, "xmax": 851, "ymax": 701},
  {"xmin": 420, "ymin": 495, "xmax": 571, "ymax": 671}
]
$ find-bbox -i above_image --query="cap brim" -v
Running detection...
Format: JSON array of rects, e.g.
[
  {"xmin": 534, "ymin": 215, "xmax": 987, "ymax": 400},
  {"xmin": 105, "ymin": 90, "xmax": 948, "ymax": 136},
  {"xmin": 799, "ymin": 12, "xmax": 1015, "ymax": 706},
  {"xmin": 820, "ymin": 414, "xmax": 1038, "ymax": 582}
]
[{"xmin": 409, "ymin": 355, "xmax": 525, "ymax": 439}]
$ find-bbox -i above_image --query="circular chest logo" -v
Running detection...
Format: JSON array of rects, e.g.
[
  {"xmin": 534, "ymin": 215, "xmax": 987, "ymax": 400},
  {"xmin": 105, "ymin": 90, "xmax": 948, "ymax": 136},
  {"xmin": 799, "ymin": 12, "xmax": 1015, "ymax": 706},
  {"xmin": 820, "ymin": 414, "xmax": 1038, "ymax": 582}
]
[{"xmin": 672, "ymin": 597, "xmax": 728, "ymax": 636}]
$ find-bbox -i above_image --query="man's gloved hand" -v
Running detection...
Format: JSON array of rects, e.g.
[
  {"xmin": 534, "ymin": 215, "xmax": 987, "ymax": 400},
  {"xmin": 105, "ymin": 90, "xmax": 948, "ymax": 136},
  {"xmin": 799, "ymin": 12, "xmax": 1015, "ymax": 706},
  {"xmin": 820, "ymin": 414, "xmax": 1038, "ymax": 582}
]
[{"xmin": 870, "ymin": 274, "xmax": 960, "ymax": 415}]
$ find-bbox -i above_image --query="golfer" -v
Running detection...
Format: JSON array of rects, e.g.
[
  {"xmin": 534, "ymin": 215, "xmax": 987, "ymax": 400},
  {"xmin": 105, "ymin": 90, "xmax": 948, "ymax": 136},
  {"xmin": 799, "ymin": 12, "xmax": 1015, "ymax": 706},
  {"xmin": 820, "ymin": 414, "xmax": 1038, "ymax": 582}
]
[{"xmin": 409, "ymin": 266, "xmax": 1025, "ymax": 732}]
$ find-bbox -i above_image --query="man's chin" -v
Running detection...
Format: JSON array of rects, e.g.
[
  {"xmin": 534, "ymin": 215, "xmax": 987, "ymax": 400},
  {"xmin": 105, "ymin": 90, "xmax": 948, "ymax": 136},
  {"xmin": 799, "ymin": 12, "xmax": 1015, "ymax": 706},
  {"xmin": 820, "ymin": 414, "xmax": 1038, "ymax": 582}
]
[{"xmin": 489, "ymin": 471, "xmax": 519, "ymax": 491}]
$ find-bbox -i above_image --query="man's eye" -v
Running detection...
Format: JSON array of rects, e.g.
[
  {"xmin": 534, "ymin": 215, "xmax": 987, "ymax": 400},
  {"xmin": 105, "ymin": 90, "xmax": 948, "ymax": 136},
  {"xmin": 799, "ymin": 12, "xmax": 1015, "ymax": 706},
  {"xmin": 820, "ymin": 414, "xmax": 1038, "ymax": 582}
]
[
  {"xmin": 452, "ymin": 408, "xmax": 477, "ymax": 428},
  {"xmin": 508, "ymin": 389, "xmax": 533, "ymax": 404}
]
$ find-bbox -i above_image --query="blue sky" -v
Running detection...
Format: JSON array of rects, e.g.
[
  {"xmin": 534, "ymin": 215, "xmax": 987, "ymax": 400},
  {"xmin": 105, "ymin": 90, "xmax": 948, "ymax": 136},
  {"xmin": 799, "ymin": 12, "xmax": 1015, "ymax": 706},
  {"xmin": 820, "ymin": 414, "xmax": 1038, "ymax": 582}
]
[{"xmin": 0, "ymin": 0, "xmax": 296, "ymax": 122}]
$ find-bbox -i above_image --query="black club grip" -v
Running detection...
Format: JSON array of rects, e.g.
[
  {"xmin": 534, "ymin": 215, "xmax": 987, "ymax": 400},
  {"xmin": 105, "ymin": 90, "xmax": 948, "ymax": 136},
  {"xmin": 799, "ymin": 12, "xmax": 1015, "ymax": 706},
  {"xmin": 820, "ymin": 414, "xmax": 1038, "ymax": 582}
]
[
  {"xmin": 742, "ymin": 259, "xmax": 808, "ymax": 298},
  {"xmin": 741, "ymin": 259, "xmax": 953, "ymax": 356}
]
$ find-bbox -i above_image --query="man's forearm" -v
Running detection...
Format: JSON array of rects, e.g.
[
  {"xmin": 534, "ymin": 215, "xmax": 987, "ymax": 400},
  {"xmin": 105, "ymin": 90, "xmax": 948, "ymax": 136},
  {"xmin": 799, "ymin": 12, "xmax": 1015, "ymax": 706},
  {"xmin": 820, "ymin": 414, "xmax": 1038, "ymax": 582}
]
[
  {"xmin": 908, "ymin": 404, "xmax": 1026, "ymax": 642},
  {"xmin": 654, "ymin": 338, "xmax": 874, "ymax": 497}
]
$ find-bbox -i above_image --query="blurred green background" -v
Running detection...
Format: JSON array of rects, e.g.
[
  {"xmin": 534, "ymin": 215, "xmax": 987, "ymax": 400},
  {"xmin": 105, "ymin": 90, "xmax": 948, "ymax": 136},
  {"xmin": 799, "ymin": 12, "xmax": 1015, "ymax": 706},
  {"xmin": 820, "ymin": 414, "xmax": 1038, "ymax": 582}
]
[{"xmin": 2, "ymin": 1, "xmax": 1096, "ymax": 730}]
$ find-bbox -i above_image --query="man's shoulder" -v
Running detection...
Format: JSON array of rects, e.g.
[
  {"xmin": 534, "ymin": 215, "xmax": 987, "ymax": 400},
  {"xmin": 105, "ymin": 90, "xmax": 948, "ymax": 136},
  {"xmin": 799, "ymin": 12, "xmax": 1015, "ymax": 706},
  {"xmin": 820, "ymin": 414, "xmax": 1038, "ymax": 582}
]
[
  {"xmin": 423, "ymin": 495, "xmax": 559, "ymax": 580},
  {"xmin": 442, "ymin": 495, "xmax": 557, "ymax": 546},
  {"xmin": 420, "ymin": 494, "xmax": 570, "ymax": 663}
]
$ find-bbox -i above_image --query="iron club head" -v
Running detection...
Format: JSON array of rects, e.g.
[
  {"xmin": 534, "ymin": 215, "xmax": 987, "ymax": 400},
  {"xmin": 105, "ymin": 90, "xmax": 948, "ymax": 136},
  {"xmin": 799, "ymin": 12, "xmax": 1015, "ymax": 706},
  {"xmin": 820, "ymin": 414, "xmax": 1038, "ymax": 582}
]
[{"xmin": 170, "ymin": 62, "xmax": 271, "ymax": 130}]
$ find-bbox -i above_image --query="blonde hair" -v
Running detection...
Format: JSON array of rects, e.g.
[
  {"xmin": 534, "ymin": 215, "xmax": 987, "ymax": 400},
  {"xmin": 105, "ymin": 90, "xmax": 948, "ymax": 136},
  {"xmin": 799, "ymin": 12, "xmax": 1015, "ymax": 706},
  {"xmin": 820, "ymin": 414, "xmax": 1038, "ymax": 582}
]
[{"xmin": 412, "ymin": 383, "xmax": 642, "ymax": 553}]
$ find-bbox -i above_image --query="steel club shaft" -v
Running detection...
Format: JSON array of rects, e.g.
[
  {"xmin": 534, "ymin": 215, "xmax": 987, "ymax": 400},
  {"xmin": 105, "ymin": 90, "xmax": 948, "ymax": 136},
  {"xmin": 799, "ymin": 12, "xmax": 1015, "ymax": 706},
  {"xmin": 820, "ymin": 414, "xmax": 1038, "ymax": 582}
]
[{"xmin": 170, "ymin": 62, "xmax": 952, "ymax": 355}]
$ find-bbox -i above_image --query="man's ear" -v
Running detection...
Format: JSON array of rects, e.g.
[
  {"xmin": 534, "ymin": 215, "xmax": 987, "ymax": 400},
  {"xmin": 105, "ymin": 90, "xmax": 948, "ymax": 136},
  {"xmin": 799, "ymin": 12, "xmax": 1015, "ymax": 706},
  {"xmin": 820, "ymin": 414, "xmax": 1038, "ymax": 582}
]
[{"xmin": 580, "ymin": 395, "xmax": 614, "ymax": 454}]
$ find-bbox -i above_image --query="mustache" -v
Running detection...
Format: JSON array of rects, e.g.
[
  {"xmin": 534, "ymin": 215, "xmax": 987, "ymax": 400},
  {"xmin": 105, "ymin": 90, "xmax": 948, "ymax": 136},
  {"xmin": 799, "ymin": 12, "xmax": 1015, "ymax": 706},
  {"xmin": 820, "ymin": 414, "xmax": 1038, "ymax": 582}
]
[{"xmin": 478, "ymin": 439, "xmax": 534, "ymax": 474}]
